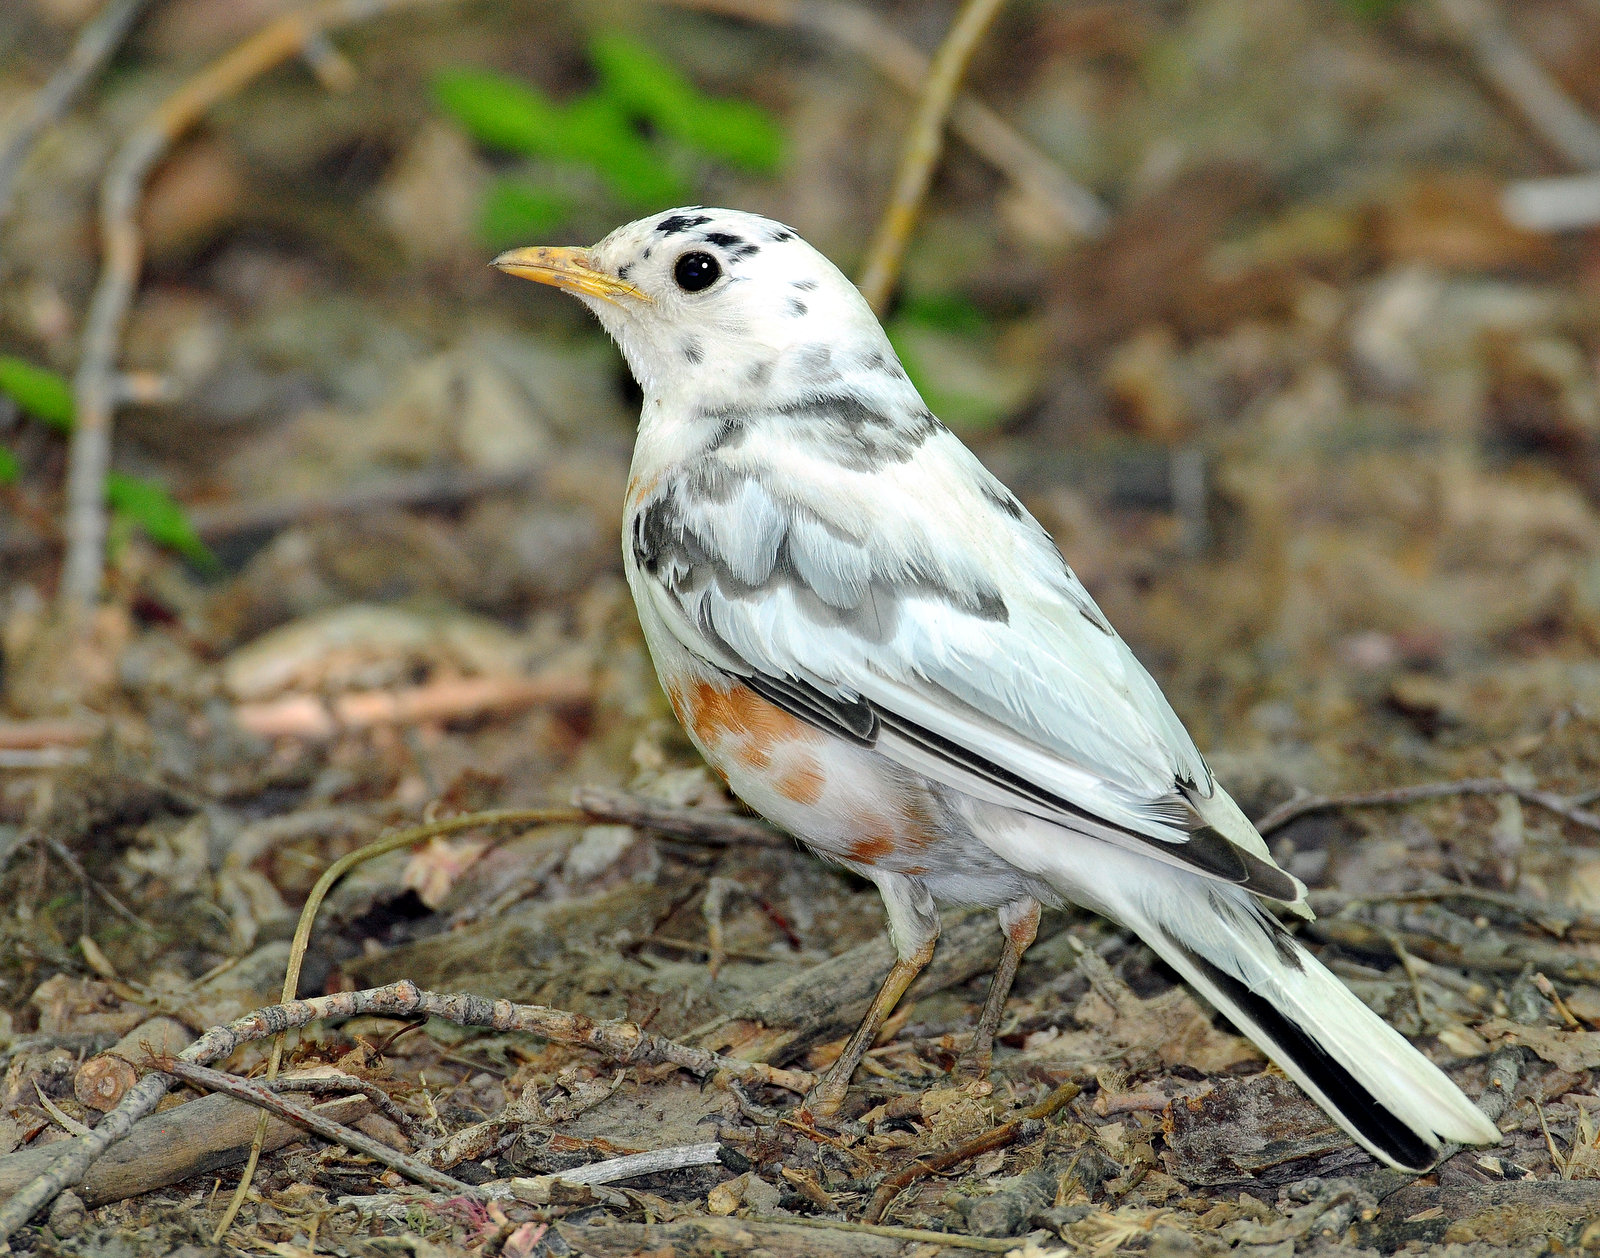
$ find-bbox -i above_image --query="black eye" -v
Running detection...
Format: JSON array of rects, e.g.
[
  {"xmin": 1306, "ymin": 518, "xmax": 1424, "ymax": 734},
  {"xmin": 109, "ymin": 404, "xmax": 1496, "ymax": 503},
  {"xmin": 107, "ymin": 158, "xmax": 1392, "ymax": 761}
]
[{"xmin": 673, "ymin": 251, "xmax": 721, "ymax": 292}]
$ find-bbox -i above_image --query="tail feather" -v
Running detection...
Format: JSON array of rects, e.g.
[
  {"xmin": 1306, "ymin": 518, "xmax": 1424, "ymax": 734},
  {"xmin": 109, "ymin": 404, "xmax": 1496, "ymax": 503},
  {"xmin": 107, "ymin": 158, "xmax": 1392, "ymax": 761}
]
[
  {"xmin": 1121, "ymin": 882, "xmax": 1500, "ymax": 1170},
  {"xmin": 1007, "ymin": 822, "xmax": 1502, "ymax": 1170}
]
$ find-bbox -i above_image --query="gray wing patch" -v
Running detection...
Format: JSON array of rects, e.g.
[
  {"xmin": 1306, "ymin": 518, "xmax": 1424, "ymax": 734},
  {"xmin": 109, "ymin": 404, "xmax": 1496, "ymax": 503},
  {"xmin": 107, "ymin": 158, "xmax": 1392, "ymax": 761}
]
[{"xmin": 631, "ymin": 474, "xmax": 1008, "ymax": 628}]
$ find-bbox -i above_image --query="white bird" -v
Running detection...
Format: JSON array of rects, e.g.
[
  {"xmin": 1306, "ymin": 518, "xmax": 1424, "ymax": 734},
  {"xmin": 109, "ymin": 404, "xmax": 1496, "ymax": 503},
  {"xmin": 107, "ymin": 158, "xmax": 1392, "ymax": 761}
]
[{"xmin": 493, "ymin": 207, "xmax": 1501, "ymax": 1169}]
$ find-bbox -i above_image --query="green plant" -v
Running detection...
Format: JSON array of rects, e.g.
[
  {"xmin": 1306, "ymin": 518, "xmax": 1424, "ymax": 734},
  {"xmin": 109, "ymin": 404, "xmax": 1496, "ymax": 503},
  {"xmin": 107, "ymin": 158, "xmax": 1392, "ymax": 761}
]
[
  {"xmin": 434, "ymin": 33, "xmax": 784, "ymax": 244},
  {"xmin": 0, "ymin": 357, "xmax": 214, "ymax": 567}
]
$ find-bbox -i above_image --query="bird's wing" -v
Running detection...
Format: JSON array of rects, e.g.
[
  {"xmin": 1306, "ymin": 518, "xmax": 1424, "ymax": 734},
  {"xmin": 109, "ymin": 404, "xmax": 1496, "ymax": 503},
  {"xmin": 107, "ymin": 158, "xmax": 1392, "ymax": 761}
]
[{"xmin": 630, "ymin": 414, "xmax": 1302, "ymax": 902}]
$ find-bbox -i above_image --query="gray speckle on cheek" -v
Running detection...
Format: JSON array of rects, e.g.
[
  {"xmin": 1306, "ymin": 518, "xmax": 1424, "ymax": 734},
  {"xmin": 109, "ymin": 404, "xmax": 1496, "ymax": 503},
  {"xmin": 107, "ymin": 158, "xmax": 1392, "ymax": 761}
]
[
  {"xmin": 747, "ymin": 359, "xmax": 774, "ymax": 387},
  {"xmin": 787, "ymin": 298, "xmax": 808, "ymax": 318},
  {"xmin": 683, "ymin": 337, "xmax": 703, "ymax": 365}
]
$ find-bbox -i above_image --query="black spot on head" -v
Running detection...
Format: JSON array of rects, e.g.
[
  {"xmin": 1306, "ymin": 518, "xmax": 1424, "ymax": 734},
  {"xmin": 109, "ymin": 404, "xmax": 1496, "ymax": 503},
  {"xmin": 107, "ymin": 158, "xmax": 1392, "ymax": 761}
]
[
  {"xmin": 642, "ymin": 246, "xmax": 652, "ymax": 260},
  {"xmin": 704, "ymin": 232, "xmax": 743, "ymax": 248},
  {"xmin": 657, "ymin": 213, "xmax": 712, "ymax": 236},
  {"xmin": 747, "ymin": 359, "xmax": 773, "ymax": 388},
  {"xmin": 793, "ymin": 279, "xmax": 818, "ymax": 292},
  {"xmin": 683, "ymin": 338, "xmax": 703, "ymax": 365},
  {"xmin": 787, "ymin": 298, "xmax": 808, "ymax": 317},
  {"xmin": 766, "ymin": 225, "xmax": 797, "ymax": 242},
  {"xmin": 617, "ymin": 263, "xmax": 633, "ymax": 280}
]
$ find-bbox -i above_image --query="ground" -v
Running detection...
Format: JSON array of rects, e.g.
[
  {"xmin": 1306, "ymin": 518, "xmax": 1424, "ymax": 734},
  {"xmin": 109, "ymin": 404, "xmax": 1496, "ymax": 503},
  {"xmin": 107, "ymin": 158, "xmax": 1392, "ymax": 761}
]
[{"xmin": 3, "ymin": 0, "xmax": 1600, "ymax": 1254}]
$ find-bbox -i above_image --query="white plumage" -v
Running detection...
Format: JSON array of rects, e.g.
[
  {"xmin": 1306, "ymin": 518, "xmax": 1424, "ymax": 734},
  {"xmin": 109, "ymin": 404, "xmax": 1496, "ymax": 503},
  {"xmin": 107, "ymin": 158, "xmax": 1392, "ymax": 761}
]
[{"xmin": 493, "ymin": 207, "xmax": 1501, "ymax": 1170}]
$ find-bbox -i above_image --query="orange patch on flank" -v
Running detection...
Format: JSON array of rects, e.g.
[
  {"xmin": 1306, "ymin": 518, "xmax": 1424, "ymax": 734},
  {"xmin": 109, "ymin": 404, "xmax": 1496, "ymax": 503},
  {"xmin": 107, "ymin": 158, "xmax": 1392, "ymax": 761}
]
[
  {"xmin": 680, "ymin": 680, "xmax": 816, "ymax": 770},
  {"xmin": 776, "ymin": 759, "xmax": 825, "ymax": 805},
  {"xmin": 626, "ymin": 469, "xmax": 665, "ymax": 508},
  {"xmin": 848, "ymin": 834, "xmax": 897, "ymax": 864}
]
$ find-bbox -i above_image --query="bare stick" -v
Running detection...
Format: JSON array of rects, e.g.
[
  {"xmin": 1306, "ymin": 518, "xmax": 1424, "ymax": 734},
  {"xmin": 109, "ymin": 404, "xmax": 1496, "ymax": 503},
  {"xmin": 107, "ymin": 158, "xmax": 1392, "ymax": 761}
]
[
  {"xmin": 0, "ymin": 0, "xmax": 151, "ymax": 229},
  {"xmin": 655, "ymin": 0, "xmax": 1106, "ymax": 243},
  {"xmin": 60, "ymin": 0, "xmax": 449, "ymax": 623},
  {"xmin": 0, "ymin": 980, "xmax": 816, "ymax": 1241},
  {"xmin": 1431, "ymin": 0, "xmax": 1600, "ymax": 169},
  {"xmin": 160, "ymin": 1058, "xmax": 470, "ymax": 1194},
  {"xmin": 1255, "ymin": 777, "xmax": 1600, "ymax": 837},
  {"xmin": 861, "ymin": 1082, "xmax": 1078, "ymax": 1225},
  {"xmin": 572, "ymin": 785, "xmax": 785, "ymax": 847},
  {"xmin": 514, "ymin": 1141, "xmax": 723, "ymax": 1189},
  {"xmin": 856, "ymin": 0, "xmax": 1011, "ymax": 313},
  {"xmin": 269, "ymin": 1071, "xmax": 428, "ymax": 1145}
]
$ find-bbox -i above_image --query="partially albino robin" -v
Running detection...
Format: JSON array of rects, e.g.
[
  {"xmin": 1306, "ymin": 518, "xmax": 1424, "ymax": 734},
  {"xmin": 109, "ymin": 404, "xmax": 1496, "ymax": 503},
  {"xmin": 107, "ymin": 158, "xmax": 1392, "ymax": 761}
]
[{"xmin": 493, "ymin": 208, "xmax": 1500, "ymax": 1169}]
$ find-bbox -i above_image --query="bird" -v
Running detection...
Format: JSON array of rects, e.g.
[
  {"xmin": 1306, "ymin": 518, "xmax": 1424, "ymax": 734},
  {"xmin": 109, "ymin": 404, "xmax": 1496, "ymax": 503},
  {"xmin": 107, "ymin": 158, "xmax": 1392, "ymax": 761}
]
[{"xmin": 492, "ymin": 207, "xmax": 1501, "ymax": 1170}]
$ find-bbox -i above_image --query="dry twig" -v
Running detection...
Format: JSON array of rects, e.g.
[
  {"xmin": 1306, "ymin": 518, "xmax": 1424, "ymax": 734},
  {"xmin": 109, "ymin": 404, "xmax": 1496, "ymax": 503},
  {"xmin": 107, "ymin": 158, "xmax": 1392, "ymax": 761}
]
[
  {"xmin": 856, "ymin": 0, "xmax": 1012, "ymax": 312},
  {"xmin": 1431, "ymin": 0, "xmax": 1600, "ymax": 169},
  {"xmin": 0, "ymin": 981, "xmax": 815, "ymax": 1241},
  {"xmin": 1255, "ymin": 777, "xmax": 1600, "ymax": 837},
  {"xmin": 160, "ymin": 1058, "xmax": 470, "ymax": 1193},
  {"xmin": 657, "ymin": 0, "xmax": 1106, "ymax": 244},
  {"xmin": 60, "ymin": 0, "xmax": 449, "ymax": 623},
  {"xmin": 0, "ymin": 0, "xmax": 151, "ymax": 229},
  {"xmin": 861, "ymin": 1081, "xmax": 1079, "ymax": 1224}
]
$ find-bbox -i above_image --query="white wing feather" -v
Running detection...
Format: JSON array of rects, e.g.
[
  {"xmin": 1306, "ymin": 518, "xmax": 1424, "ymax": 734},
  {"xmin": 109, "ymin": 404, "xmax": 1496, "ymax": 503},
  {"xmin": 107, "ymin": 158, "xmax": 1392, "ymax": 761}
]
[{"xmin": 633, "ymin": 424, "xmax": 1234, "ymax": 851}]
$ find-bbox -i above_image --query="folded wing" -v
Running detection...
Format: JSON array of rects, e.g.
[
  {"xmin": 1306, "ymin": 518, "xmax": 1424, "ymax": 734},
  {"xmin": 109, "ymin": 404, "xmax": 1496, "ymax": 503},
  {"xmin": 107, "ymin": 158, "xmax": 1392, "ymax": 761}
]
[{"xmin": 630, "ymin": 423, "xmax": 1302, "ymax": 903}]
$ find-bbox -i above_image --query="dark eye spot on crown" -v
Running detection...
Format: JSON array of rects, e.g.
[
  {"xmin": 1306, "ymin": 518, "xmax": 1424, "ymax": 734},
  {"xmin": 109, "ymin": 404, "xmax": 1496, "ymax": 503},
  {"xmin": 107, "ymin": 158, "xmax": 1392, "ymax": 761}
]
[
  {"xmin": 787, "ymin": 298, "xmax": 808, "ymax": 317},
  {"xmin": 683, "ymin": 338, "xmax": 703, "ymax": 364},
  {"xmin": 766, "ymin": 226, "xmax": 797, "ymax": 242},
  {"xmin": 793, "ymin": 279, "xmax": 817, "ymax": 292},
  {"xmin": 657, "ymin": 213, "xmax": 712, "ymax": 236},
  {"xmin": 616, "ymin": 263, "xmax": 633, "ymax": 280},
  {"xmin": 704, "ymin": 231, "xmax": 761, "ymax": 260}
]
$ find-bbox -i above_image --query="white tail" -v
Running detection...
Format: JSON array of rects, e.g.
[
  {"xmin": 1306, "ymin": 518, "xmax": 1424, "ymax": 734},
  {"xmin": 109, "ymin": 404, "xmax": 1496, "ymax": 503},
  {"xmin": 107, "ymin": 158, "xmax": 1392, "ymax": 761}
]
[{"xmin": 1012, "ymin": 826, "xmax": 1502, "ymax": 1170}]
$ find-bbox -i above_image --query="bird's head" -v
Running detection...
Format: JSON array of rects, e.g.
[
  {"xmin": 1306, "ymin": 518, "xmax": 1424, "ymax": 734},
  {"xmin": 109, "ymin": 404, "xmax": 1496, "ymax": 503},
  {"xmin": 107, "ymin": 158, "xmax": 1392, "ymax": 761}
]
[{"xmin": 492, "ymin": 207, "xmax": 899, "ymax": 411}]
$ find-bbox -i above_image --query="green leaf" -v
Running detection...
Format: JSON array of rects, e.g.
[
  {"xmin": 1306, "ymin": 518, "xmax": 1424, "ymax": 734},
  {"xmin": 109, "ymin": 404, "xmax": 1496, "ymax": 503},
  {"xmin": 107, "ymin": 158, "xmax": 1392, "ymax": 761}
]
[
  {"xmin": 433, "ymin": 67, "xmax": 685, "ymax": 206},
  {"xmin": 0, "ymin": 356, "xmax": 74, "ymax": 431},
  {"xmin": 105, "ymin": 471, "xmax": 215, "ymax": 567},
  {"xmin": 590, "ymin": 33, "xmax": 783, "ymax": 173},
  {"xmin": 898, "ymin": 292, "xmax": 989, "ymax": 335},
  {"xmin": 478, "ymin": 179, "xmax": 573, "ymax": 249},
  {"xmin": 432, "ymin": 68, "xmax": 566, "ymax": 156},
  {"xmin": 562, "ymin": 92, "xmax": 687, "ymax": 205},
  {"xmin": 0, "ymin": 444, "xmax": 19, "ymax": 485}
]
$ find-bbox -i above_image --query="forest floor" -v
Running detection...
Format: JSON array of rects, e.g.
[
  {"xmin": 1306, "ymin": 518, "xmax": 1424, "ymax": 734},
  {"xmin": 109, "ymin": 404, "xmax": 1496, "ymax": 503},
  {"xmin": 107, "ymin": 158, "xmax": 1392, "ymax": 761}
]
[{"xmin": 4, "ymin": 0, "xmax": 1600, "ymax": 1254}]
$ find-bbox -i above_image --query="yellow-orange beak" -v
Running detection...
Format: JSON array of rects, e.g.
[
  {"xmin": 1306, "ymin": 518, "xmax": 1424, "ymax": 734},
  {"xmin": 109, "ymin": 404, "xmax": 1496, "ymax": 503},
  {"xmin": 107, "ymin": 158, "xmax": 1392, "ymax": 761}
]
[{"xmin": 490, "ymin": 246, "xmax": 647, "ymax": 304}]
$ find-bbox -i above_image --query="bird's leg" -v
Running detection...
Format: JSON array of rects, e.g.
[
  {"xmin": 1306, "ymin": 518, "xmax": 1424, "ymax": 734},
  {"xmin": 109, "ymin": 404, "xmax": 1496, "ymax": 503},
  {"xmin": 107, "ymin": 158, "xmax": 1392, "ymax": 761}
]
[
  {"xmin": 806, "ymin": 875, "xmax": 939, "ymax": 1117},
  {"xmin": 956, "ymin": 896, "xmax": 1041, "ymax": 1078}
]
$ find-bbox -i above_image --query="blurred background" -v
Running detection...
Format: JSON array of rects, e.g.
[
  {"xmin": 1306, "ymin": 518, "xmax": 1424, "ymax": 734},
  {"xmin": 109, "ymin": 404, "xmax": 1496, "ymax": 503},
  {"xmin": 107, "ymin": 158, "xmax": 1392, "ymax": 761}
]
[{"xmin": 2, "ymin": 0, "xmax": 1600, "ymax": 1235}]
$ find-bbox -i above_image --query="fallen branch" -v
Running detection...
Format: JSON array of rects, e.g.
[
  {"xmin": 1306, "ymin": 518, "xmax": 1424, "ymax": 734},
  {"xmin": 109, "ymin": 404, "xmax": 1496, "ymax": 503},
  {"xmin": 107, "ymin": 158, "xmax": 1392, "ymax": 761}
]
[
  {"xmin": 512, "ymin": 1141, "xmax": 722, "ymax": 1191},
  {"xmin": 1255, "ymin": 777, "xmax": 1600, "ymax": 837},
  {"xmin": 571, "ymin": 785, "xmax": 785, "ymax": 847},
  {"xmin": 161, "ymin": 1058, "xmax": 469, "ymax": 1194},
  {"xmin": 0, "ymin": 719, "xmax": 102, "ymax": 750},
  {"xmin": 0, "ymin": 0, "xmax": 151, "ymax": 229},
  {"xmin": 268, "ymin": 1070, "xmax": 428, "ymax": 1145},
  {"xmin": 233, "ymin": 669, "xmax": 591, "ymax": 739},
  {"xmin": 656, "ymin": 0, "xmax": 1106, "ymax": 244},
  {"xmin": 0, "ymin": 980, "xmax": 815, "ymax": 1241},
  {"xmin": 60, "ymin": 0, "xmax": 450, "ymax": 624},
  {"xmin": 1304, "ymin": 916, "xmax": 1600, "ymax": 985},
  {"xmin": 861, "ymin": 1082, "xmax": 1079, "ymax": 1225},
  {"xmin": 1503, "ymin": 170, "xmax": 1600, "ymax": 231},
  {"xmin": 0, "ymin": 1091, "xmax": 371, "ymax": 1208},
  {"xmin": 1431, "ymin": 0, "xmax": 1600, "ymax": 169},
  {"xmin": 856, "ymin": 0, "xmax": 1012, "ymax": 312}
]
